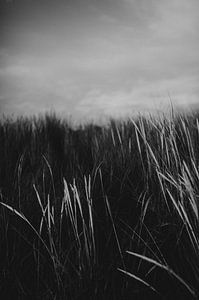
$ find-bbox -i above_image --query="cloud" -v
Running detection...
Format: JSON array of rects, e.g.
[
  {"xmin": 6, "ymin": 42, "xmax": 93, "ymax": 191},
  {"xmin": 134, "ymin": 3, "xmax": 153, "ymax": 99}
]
[
  {"xmin": 75, "ymin": 74, "xmax": 199, "ymax": 120},
  {"xmin": 0, "ymin": 0, "xmax": 199, "ymax": 120}
]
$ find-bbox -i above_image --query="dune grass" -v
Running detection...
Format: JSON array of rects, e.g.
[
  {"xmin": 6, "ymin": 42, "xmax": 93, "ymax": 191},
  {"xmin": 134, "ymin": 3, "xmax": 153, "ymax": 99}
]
[{"xmin": 0, "ymin": 112, "xmax": 199, "ymax": 299}]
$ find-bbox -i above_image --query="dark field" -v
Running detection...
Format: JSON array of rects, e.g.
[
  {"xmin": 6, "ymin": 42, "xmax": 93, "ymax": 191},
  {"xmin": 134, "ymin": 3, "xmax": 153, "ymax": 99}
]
[{"xmin": 0, "ymin": 112, "xmax": 199, "ymax": 299}]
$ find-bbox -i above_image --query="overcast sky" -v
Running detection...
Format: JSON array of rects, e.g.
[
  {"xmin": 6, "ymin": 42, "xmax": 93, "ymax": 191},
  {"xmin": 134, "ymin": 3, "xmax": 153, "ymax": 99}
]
[{"xmin": 0, "ymin": 0, "xmax": 199, "ymax": 121}]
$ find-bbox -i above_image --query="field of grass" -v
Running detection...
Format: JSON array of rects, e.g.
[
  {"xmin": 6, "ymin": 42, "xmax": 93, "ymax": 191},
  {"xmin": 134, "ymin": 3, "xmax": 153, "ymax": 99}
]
[{"xmin": 0, "ymin": 112, "xmax": 199, "ymax": 299}]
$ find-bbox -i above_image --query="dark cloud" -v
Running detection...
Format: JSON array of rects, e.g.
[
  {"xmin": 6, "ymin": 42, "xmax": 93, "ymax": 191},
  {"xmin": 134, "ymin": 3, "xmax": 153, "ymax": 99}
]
[{"xmin": 0, "ymin": 0, "xmax": 199, "ymax": 119}]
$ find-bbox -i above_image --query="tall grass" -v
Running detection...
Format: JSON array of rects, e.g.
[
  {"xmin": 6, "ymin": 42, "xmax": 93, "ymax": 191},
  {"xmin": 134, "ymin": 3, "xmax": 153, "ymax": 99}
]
[{"xmin": 0, "ymin": 112, "xmax": 199, "ymax": 299}]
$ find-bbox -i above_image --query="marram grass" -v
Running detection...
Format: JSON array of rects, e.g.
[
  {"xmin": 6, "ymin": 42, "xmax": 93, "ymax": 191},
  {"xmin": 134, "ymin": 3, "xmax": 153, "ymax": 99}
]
[{"xmin": 0, "ymin": 112, "xmax": 199, "ymax": 299}]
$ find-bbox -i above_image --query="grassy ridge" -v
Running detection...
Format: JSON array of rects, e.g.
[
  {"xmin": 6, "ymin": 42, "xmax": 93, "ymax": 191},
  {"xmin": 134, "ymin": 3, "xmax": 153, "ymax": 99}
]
[{"xmin": 0, "ymin": 112, "xmax": 199, "ymax": 299}]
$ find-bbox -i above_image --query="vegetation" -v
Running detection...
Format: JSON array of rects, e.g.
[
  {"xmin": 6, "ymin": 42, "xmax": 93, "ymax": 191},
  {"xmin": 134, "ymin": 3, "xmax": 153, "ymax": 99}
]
[{"xmin": 0, "ymin": 112, "xmax": 199, "ymax": 299}]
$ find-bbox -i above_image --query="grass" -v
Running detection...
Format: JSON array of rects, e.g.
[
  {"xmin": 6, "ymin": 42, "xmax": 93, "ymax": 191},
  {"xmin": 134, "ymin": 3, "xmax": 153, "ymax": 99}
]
[{"xmin": 0, "ymin": 111, "xmax": 199, "ymax": 299}]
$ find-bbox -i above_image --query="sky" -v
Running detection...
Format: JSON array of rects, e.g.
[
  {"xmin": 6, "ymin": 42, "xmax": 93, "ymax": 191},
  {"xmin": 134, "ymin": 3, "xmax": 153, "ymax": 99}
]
[{"xmin": 0, "ymin": 0, "xmax": 199, "ymax": 122}]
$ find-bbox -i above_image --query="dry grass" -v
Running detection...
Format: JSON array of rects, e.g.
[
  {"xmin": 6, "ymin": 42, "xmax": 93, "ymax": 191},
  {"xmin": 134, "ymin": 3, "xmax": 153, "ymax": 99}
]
[{"xmin": 0, "ymin": 111, "xmax": 199, "ymax": 299}]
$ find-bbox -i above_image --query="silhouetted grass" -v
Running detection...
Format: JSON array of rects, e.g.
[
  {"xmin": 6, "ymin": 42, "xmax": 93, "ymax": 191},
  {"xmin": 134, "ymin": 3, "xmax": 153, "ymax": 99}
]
[{"xmin": 0, "ymin": 111, "xmax": 199, "ymax": 299}]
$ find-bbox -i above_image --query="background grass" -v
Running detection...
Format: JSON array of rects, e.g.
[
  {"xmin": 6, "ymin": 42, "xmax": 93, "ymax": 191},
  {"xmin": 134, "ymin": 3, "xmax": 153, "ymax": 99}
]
[{"xmin": 0, "ymin": 111, "xmax": 199, "ymax": 299}]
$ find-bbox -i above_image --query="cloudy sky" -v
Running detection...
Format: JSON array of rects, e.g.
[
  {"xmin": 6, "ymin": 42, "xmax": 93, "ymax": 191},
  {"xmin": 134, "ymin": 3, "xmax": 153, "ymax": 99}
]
[{"xmin": 0, "ymin": 0, "xmax": 199, "ymax": 121}]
